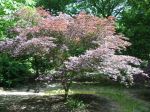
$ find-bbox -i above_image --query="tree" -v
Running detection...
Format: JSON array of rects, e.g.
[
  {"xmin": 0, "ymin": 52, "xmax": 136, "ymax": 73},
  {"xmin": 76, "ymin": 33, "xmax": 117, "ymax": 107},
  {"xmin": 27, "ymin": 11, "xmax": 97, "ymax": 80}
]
[
  {"xmin": 118, "ymin": 0, "xmax": 150, "ymax": 60},
  {"xmin": 0, "ymin": 0, "xmax": 36, "ymax": 39},
  {"xmin": 65, "ymin": 0, "xmax": 126, "ymax": 17},
  {"xmin": 0, "ymin": 0, "xmax": 37, "ymax": 87},
  {"xmin": 0, "ymin": 8, "xmax": 146, "ymax": 100},
  {"xmin": 36, "ymin": 0, "xmax": 75, "ymax": 14},
  {"xmin": 87, "ymin": 0, "xmax": 126, "ymax": 17}
]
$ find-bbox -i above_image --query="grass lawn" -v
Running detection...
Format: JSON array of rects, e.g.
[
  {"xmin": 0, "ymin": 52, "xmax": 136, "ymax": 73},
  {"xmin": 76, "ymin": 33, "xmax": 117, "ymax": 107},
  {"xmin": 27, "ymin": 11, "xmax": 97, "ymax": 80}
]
[
  {"xmin": 0, "ymin": 82, "xmax": 150, "ymax": 112},
  {"xmin": 46, "ymin": 82, "xmax": 150, "ymax": 112}
]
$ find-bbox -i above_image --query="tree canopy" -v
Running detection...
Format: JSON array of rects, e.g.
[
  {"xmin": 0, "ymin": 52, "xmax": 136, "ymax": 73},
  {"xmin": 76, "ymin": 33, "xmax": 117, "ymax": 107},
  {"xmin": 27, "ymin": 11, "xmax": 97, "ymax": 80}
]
[{"xmin": 119, "ymin": 0, "xmax": 150, "ymax": 60}]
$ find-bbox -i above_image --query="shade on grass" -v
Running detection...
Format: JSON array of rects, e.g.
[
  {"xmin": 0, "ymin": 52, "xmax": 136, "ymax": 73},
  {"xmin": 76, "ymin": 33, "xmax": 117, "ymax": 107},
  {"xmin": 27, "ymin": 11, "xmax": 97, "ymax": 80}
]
[{"xmin": 46, "ymin": 82, "xmax": 150, "ymax": 112}]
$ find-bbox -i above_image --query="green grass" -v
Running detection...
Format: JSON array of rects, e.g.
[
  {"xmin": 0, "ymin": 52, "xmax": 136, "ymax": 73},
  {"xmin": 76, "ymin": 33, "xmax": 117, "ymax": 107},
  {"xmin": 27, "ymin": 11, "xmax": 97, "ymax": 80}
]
[{"xmin": 46, "ymin": 82, "xmax": 150, "ymax": 112}]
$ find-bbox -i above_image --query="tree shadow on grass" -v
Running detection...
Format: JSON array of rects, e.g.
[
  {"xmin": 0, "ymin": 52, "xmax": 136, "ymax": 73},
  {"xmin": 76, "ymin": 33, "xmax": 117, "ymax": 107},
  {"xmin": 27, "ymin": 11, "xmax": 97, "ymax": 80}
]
[
  {"xmin": 131, "ymin": 89, "xmax": 150, "ymax": 102},
  {"xmin": 1, "ymin": 94, "xmax": 119, "ymax": 112},
  {"xmin": 7, "ymin": 95, "xmax": 68, "ymax": 112},
  {"xmin": 71, "ymin": 94, "xmax": 119, "ymax": 112}
]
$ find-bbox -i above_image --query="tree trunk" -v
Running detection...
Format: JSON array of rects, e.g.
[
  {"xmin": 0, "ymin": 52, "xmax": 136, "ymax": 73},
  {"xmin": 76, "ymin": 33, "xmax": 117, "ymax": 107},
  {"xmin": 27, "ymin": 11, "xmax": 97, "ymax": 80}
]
[
  {"xmin": 64, "ymin": 88, "xmax": 69, "ymax": 101},
  {"xmin": 34, "ymin": 56, "xmax": 39, "ymax": 77},
  {"xmin": 63, "ymin": 80, "xmax": 72, "ymax": 101}
]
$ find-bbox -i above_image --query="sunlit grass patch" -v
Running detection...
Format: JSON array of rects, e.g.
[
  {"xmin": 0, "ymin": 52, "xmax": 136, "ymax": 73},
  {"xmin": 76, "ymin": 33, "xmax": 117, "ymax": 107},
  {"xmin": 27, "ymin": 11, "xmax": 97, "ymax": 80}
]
[
  {"xmin": 45, "ymin": 82, "xmax": 150, "ymax": 112},
  {"xmin": 45, "ymin": 89, "xmax": 96, "ymax": 96}
]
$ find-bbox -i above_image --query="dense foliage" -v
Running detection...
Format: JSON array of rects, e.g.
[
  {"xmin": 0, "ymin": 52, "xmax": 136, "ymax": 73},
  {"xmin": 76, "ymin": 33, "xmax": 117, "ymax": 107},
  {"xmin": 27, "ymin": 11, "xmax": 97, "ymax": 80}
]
[
  {"xmin": 36, "ymin": 0, "xmax": 75, "ymax": 14},
  {"xmin": 65, "ymin": 0, "xmax": 126, "ymax": 17},
  {"xmin": 0, "ymin": 0, "xmax": 36, "ymax": 39},
  {"xmin": 0, "ymin": 0, "xmax": 37, "ymax": 87},
  {"xmin": 118, "ymin": 0, "xmax": 150, "ymax": 60},
  {"xmin": 0, "ymin": 54, "xmax": 30, "ymax": 87}
]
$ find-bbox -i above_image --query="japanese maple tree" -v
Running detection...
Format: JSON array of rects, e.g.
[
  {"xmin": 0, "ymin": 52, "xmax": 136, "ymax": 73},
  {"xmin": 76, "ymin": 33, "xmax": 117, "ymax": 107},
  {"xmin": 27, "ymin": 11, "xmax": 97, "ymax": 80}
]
[{"xmin": 0, "ymin": 8, "xmax": 147, "ymax": 100}]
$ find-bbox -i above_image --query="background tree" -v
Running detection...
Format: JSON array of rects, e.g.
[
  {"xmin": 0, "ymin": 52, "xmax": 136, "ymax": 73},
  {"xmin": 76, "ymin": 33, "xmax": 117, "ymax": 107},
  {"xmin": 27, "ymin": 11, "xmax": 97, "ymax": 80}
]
[
  {"xmin": 0, "ymin": 0, "xmax": 37, "ymax": 87},
  {"xmin": 65, "ymin": 0, "xmax": 126, "ymax": 17},
  {"xmin": 87, "ymin": 0, "xmax": 126, "ymax": 17},
  {"xmin": 0, "ymin": 0, "xmax": 36, "ymax": 39},
  {"xmin": 118, "ymin": 0, "xmax": 150, "ymax": 60},
  {"xmin": 36, "ymin": 0, "xmax": 75, "ymax": 14}
]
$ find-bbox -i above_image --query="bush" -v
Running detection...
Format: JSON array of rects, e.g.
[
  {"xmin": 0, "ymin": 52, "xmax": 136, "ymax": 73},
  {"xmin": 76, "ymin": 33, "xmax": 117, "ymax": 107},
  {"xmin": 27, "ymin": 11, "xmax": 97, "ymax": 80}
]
[
  {"xmin": 65, "ymin": 98, "xmax": 86, "ymax": 111},
  {"xmin": 0, "ymin": 54, "xmax": 30, "ymax": 87}
]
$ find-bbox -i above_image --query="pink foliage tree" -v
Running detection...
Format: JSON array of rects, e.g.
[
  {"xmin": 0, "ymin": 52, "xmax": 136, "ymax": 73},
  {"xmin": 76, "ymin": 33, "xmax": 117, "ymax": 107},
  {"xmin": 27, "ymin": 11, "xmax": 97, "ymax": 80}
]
[{"xmin": 0, "ymin": 8, "xmax": 147, "ymax": 99}]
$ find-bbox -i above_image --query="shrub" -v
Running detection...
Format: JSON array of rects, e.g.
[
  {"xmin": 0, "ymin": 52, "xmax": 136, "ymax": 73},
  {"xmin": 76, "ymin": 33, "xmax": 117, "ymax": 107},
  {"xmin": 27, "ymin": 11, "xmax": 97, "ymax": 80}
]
[
  {"xmin": 0, "ymin": 54, "xmax": 30, "ymax": 87},
  {"xmin": 65, "ymin": 98, "xmax": 86, "ymax": 111}
]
